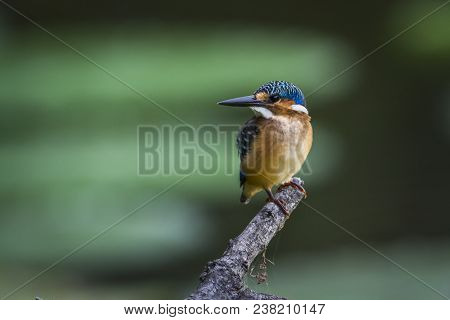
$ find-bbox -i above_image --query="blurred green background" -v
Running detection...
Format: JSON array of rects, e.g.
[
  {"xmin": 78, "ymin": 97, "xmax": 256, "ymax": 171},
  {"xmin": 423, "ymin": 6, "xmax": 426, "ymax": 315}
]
[{"xmin": 1, "ymin": 0, "xmax": 449, "ymax": 299}]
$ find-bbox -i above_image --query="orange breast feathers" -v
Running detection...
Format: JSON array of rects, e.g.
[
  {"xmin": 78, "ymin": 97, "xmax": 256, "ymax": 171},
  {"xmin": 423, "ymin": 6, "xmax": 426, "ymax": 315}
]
[{"xmin": 240, "ymin": 113, "xmax": 312, "ymax": 193}]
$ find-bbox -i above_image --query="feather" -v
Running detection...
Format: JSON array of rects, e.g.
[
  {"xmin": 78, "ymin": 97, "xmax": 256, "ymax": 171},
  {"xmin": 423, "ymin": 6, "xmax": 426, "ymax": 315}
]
[
  {"xmin": 240, "ymin": 170, "xmax": 246, "ymax": 187},
  {"xmin": 236, "ymin": 117, "xmax": 259, "ymax": 162}
]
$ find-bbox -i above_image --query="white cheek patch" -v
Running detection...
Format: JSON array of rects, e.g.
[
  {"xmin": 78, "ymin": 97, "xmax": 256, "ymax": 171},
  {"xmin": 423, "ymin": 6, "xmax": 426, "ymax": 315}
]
[
  {"xmin": 251, "ymin": 107, "xmax": 274, "ymax": 119},
  {"xmin": 291, "ymin": 104, "xmax": 309, "ymax": 114}
]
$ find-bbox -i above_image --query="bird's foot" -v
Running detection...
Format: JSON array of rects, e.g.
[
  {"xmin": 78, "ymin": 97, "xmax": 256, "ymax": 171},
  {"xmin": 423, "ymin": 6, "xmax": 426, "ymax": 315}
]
[
  {"xmin": 266, "ymin": 196, "xmax": 290, "ymax": 216},
  {"xmin": 279, "ymin": 177, "xmax": 308, "ymax": 198},
  {"xmin": 265, "ymin": 188, "xmax": 290, "ymax": 216},
  {"xmin": 272, "ymin": 198, "xmax": 290, "ymax": 216}
]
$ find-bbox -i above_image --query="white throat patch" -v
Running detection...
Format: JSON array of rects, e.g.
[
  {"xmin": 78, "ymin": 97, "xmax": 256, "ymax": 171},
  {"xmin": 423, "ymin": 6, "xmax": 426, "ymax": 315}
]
[
  {"xmin": 251, "ymin": 107, "xmax": 273, "ymax": 119},
  {"xmin": 291, "ymin": 104, "xmax": 308, "ymax": 114}
]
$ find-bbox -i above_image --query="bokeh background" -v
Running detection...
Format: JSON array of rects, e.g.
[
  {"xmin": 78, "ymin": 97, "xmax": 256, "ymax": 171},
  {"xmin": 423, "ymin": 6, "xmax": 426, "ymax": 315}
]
[{"xmin": 1, "ymin": 0, "xmax": 449, "ymax": 299}]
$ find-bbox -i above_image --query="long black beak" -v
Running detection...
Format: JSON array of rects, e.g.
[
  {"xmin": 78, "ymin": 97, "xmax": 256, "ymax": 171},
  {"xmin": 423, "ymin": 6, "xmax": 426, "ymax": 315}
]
[{"xmin": 217, "ymin": 95, "xmax": 267, "ymax": 107}]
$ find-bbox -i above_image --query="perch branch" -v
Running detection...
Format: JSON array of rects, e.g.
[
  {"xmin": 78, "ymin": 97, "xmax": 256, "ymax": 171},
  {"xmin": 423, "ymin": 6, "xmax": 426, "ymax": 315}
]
[{"xmin": 188, "ymin": 180, "xmax": 306, "ymax": 300}]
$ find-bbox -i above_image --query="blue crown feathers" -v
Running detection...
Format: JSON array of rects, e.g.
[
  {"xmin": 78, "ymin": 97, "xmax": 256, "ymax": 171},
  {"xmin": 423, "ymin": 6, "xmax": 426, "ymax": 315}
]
[{"xmin": 254, "ymin": 80, "xmax": 305, "ymax": 106}]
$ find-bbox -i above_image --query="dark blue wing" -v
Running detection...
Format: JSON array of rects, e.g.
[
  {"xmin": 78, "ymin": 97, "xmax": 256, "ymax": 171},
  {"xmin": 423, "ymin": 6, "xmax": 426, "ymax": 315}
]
[
  {"xmin": 240, "ymin": 170, "xmax": 246, "ymax": 187},
  {"xmin": 236, "ymin": 117, "xmax": 259, "ymax": 187},
  {"xmin": 236, "ymin": 117, "xmax": 259, "ymax": 161}
]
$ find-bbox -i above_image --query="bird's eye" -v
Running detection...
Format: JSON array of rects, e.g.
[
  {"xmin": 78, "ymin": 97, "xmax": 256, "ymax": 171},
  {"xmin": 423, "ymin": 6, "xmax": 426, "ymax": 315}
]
[{"xmin": 269, "ymin": 94, "xmax": 280, "ymax": 103}]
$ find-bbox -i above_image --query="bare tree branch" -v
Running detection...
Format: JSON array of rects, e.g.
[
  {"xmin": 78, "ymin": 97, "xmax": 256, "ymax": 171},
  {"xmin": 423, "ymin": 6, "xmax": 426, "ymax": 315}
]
[{"xmin": 188, "ymin": 180, "xmax": 306, "ymax": 300}]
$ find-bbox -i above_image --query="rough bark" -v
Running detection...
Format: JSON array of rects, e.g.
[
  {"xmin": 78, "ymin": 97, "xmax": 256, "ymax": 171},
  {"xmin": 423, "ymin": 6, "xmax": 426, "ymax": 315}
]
[{"xmin": 188, "ymin": 179, "xmax": 306, "ymax": 300}]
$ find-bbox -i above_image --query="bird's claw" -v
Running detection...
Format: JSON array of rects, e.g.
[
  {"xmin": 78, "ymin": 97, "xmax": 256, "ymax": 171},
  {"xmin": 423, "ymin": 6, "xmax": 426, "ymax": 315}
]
[
  {"xmin": 265, "ymin": 197, "xmax": 290, "ymax": 216},
  {"xmin": 273, "ymin": 198, "xmax": 290, "ymax": 216},
  {"xmin": 278, "ymin": 178, "xmax": 308, "ymax": 198}
]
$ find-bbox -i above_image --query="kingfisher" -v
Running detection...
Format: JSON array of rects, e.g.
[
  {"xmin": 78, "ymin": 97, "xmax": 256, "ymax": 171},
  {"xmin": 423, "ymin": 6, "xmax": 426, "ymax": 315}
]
[{"xmin": 218, "ymin": 81, "xmax": 313, "ymax": 216}]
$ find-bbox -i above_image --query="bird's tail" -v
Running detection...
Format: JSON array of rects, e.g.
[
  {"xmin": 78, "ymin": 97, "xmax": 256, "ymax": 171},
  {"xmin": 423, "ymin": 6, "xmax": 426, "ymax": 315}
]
[
  {"xmin": 240, "ymin": 193, "xmax": 250, "ymax": 204},
  {"xmin": 240, "ymin": 183, "xmax": 262, "ymax": 205}
]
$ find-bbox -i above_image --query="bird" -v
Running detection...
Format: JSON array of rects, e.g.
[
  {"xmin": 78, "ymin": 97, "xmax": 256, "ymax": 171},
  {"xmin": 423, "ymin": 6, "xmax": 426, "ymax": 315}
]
[{"xmin": 218, "ymin": 80, "xmax": 313, "ymax": 216}]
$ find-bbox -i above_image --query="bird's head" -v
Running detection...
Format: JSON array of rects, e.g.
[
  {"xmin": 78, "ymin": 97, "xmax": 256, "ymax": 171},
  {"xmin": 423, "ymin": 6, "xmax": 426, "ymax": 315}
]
[{"xmin": 218, "ymin": 80, "xmax": 307, "ymax": 118}]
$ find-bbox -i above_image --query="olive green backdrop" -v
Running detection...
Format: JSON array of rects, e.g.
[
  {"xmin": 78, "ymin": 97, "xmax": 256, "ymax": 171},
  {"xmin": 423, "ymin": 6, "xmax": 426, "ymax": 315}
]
[{"xmin": 0, "ymin": 0, "xmax": 449, "ymax": 299}]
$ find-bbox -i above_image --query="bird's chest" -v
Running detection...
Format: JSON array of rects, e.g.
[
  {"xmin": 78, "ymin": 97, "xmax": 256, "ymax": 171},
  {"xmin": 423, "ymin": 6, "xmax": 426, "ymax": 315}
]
[
  {"xmin": 241, "ymin": 115, "xmax": 312, "ymax": 186},
  {"xmin": 259, "ymin": 117, "xmax": 305, "ymax": 161}
]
